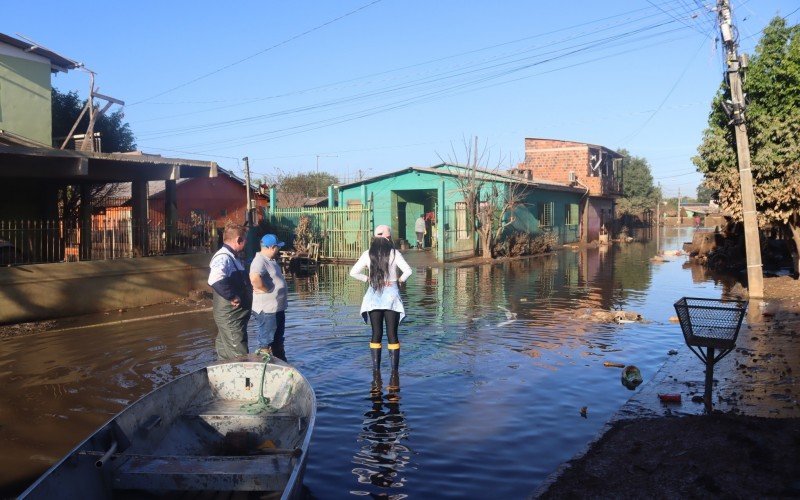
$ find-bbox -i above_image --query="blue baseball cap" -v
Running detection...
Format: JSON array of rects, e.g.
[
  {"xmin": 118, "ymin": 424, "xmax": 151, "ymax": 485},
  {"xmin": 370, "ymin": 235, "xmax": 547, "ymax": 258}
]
[{"xmin": 260, "ymin": 234, "xmax": 285, "ymax": 248}]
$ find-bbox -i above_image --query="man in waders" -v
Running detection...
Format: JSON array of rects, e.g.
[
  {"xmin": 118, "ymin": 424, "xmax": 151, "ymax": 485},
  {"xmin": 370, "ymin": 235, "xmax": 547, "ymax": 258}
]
[{"xmin": 208, "ymin": 224, "xmax": 252, "ymax": 360}]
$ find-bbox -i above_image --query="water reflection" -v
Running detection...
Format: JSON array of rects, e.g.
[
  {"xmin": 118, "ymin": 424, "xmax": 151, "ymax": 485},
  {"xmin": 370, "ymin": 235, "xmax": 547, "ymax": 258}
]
[{"xmin": 351, "ymin": 372, "xmax": 410, "ymax": 498}]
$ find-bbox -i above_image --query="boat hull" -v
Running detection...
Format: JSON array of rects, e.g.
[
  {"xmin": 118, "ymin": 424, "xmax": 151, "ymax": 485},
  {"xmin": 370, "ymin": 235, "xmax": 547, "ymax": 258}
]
[{"xmin": 20, "ymin": 356, "xmax": 315, "ymax": 499}]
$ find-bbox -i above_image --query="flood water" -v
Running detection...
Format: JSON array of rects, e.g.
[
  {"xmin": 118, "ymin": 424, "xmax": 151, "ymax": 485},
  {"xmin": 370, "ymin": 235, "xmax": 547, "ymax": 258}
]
[{"xmin": 0, "ymin": 228, "xmax": 739, "ymax": 498}]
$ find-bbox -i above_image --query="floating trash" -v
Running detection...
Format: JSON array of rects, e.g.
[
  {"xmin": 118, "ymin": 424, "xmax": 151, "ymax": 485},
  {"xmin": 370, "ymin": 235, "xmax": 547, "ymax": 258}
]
[
  {"xmin": 621, "ymin": 365, "xmax": 643, "ymax": 390},
  {"xmin": 658, "ymin": 393, "xmax": 682, "ymax": 403},
  {"xmin": 603, "ymin": 361, "xmax": 625, "ymax": 368}
]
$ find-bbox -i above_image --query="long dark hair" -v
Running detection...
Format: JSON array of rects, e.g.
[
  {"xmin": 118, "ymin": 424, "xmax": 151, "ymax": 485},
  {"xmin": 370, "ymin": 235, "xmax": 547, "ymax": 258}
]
[{"xmin": 368, "ymin": 237, "xmax": 394, "ymax": 292}]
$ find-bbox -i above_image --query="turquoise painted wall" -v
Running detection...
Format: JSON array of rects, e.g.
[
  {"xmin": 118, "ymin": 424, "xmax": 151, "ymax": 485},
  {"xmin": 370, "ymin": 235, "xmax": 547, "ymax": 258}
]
[
  {"xmin": 0, "ymin": 53, "xmax": 52, "ymax": 145},
  {"xmin": 512, "ymin": 189, "xmax": 583, "ymax": 244},
  {"xmin": 338, "ymin": 168, "xmax": 584, "ymax": 259}
]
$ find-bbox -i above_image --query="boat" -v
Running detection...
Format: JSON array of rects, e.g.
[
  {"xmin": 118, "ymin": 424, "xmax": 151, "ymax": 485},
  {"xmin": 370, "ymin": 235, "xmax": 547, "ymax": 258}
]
[{"xmin": 20, "ymin": 355, "xmax": 316, "ymax": 499}]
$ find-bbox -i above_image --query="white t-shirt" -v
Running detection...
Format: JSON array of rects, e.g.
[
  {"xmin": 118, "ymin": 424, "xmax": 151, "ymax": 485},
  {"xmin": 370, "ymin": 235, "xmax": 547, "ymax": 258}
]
[
  {"xmin": 415, "ymin": 217, "xmax": 426, "ymax": 233},
  {"xmin": 349, "ymin": 249, "xmax": 412, "ymax": 284}
]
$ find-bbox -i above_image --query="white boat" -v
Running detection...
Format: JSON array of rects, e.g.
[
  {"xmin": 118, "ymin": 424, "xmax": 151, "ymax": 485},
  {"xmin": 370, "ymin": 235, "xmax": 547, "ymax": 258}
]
[{"xmin": 20, "ymin": 355, "xmax": 316, "ymax": 499}]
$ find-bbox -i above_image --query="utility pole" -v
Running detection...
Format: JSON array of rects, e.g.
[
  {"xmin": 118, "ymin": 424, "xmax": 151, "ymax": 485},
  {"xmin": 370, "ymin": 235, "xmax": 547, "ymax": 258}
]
[
  {"xmin": 677, "ymin": 187, "xmax": 681, "ymax": 224},
  {"xmin": 717, "ymin": 0, "xmax": 763, "ymax": 298},
  {"xmin": 315, "ymin": 154, "xmax": 337, "ymax": 196},
  {"xmin": 656, "ymin": 183, "xmax": 661, "ymax": 252},
  {"xmin": 242, "ymin": 156, "xmax": 253, "ymax": 226}
]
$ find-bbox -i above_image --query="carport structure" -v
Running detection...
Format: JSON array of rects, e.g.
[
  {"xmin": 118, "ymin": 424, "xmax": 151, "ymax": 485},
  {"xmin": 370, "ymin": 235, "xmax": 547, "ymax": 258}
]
[{"xmin": 0, "ymin": 135, "xmax": 218, "ymax": 262}]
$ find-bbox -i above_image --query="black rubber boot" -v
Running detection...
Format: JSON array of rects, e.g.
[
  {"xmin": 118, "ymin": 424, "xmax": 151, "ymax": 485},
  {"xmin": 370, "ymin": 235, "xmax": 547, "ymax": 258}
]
[
  {"xmin": 387, "ymin": 349, "xmax": 400, "ymax": 392},
  {"xmin": 371, "ymin": 347, "xmax": 382, "ymax": 372},
  {"xmin": 370, "ymin": 347, "xmax": 382, "ymax": 394}
]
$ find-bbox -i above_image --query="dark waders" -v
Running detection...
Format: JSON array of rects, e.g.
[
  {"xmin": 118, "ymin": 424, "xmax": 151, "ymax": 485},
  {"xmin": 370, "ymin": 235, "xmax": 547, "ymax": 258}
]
[{"xmin": 213, "ymin": 292, "xmax": 250, "ymax": 360}]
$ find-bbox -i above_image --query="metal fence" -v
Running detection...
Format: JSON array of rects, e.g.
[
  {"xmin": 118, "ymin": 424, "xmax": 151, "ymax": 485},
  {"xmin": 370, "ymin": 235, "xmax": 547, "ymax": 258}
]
[
  {"xmin": 268, "ymin": 205, "xmax": 372, "ymax": 261},
  {"xmin": 0, "ymin": 218, "xmax": 214, "ymax": 266}
]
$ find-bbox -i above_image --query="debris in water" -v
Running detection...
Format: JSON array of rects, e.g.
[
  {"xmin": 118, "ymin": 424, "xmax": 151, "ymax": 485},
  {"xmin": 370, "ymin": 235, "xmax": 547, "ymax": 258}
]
[
  {"xmin": 621, "ymin": 365, "xmax": 643, "ymax": 390},
  {"xmin": 668, "ymin": 349, "xmax": 679, "ymax": 355},
  {"xmin": 603, "ymin": 361, "xmax": 625, "ymax": 368},
  {"xmin": 580, "ymin": 406, "xmax": 588, "ymax": 418},
  {"xmin": 658, "ymin": 393, "xmax": 682, "ymax": 403}
]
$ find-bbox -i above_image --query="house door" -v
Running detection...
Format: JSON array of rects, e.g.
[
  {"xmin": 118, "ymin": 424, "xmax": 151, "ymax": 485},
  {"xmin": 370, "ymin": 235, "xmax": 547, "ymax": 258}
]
[{"xmin": 397, "ymin": 202, "xmax": 407, "ymax": 241}]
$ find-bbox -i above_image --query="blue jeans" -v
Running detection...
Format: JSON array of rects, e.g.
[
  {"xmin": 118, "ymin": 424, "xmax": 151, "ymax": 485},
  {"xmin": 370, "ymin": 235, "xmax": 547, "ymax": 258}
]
[{"xmin": 249, "ymin": 310, "xmax": 286, "ymax": 360}]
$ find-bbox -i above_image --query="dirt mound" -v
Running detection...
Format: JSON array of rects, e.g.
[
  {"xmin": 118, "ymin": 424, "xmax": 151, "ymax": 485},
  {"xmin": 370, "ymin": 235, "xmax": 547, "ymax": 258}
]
[{"xmin": 537, "ymin": 413, "xmax": 800, "ymax": 498}]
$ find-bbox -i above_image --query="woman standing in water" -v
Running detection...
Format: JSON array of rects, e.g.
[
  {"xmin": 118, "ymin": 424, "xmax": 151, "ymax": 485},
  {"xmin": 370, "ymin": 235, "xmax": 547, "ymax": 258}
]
[{"xmin": 350, "ymin": 225, "xmax": 412, "ymax": 391}]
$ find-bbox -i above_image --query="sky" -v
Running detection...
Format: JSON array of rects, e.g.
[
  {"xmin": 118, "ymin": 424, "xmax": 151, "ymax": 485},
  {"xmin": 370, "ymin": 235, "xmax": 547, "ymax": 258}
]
[{"xmin": 5, "ymin": 1, "xmax": 799, "ymax": 198}]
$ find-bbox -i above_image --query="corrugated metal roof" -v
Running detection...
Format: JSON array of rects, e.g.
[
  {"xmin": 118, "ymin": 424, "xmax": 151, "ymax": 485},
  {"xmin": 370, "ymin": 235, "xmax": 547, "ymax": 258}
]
[{"xmin": 0, "ymin": 33, "xmax": 79, "ymax": 73}]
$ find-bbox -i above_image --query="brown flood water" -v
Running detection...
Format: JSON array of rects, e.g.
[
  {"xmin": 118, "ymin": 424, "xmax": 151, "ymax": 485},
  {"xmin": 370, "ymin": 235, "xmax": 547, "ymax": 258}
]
[{"xmin": 1, "ymin": 228, "xmax": 757, "ymax": 498}]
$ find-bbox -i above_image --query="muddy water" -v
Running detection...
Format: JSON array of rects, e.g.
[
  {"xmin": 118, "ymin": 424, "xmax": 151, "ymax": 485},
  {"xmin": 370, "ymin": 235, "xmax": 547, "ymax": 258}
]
[{"xmin": 0, "ymin": 228, "xmax": 734, "ymax": 498}]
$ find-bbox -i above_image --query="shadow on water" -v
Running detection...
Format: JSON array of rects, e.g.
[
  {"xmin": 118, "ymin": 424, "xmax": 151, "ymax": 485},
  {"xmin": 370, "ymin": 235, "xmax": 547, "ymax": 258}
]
[{"xmin": 1, "ymin": 227, "xmax": 735, "ymax": 498}]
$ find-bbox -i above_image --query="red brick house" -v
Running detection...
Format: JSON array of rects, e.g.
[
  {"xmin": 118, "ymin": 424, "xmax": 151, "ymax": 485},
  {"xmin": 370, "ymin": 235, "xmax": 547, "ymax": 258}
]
[
  {"xmin": 148, "ymin": 167, "xmax": 268, "ymax": 227},
  {"xmin": 512, "ymin": 138, "xmax": 623, "ymax": 242}
]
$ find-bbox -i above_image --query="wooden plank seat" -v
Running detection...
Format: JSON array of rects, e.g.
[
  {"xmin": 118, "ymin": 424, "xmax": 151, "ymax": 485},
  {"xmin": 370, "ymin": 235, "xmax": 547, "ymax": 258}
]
[
  {"xmin": 182, "ymin": 399, "xmax": 298, "ymax": 419},
  {"xmin": 112, "ymin": 454, "xmax": 292, "ymax": 491}
]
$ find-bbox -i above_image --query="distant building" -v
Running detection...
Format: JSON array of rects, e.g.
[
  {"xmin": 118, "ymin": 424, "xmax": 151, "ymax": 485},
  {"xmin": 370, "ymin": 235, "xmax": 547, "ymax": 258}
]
[
  {"xmin": 511, "ymin": 138, "xmax": 623, "ymax": 242},
  {"xmin": 336, "ymin": 163, "xmax": 585, "ymax": 262}
]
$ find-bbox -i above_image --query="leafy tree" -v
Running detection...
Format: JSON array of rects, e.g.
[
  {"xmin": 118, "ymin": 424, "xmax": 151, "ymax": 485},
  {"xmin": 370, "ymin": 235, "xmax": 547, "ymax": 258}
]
[
  {"xmin": 51, "ymin": 88, "xmax": 136, "ymax": 152},
  {"xmin": 696, "ymin": 181, "xmax": 714, "ymax": 204},
  {"xmin": 693, "ymin": 17, "xmax": 800, "ymax": 265},
  {"xmin": 51, "ymin": 88, "xmax": 137, "ymax": 222},
  {"xmin": 262, "ymin": 171, "xmax": 339, "ymax": 207},
  {"xmin": 615, "ymin": 149, "xmax": 661, "ymax": 220}
]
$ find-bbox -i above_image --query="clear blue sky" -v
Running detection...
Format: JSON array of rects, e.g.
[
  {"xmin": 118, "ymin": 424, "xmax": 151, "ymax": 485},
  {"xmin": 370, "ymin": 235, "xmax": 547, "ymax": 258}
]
[{"xmin": 5, "ymin": 1, "xmax": 798, "ymax": 198}]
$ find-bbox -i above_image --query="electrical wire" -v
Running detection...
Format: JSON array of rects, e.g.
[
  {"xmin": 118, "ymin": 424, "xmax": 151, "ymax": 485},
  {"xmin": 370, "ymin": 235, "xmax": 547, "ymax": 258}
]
[
  {"xmin": 136, "ymin": 20, "xmax": 693, "ymax": 143},
  {"xmin": 127, "ymin": 0, "xmax": 385, "ymax": 106}
]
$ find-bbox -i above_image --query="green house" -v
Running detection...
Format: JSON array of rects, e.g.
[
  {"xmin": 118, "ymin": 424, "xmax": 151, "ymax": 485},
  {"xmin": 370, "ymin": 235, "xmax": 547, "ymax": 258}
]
[
  {"xmin": 336, "ymin": 164, "xmax": 585, "ymax": 262},
  {"xmin": 0, "ymin": 33, "xmax": 77, "ymax": 146}
]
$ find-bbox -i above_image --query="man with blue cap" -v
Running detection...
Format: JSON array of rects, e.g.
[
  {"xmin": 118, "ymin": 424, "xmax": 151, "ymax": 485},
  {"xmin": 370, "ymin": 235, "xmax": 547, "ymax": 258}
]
[{"xmin": 249, "ymin": 233, "xmax": 289, "ymax": 360}]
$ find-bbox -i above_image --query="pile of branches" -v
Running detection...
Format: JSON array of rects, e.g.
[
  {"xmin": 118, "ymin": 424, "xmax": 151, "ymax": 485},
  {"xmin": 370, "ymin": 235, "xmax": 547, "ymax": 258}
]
[
  {"xmin": 493, "ymin": 231, "xmax": 559, "ymax": 258},
  {"xmin": 293, "ymin": 216, "xmax": 314, "ymax": 253}
]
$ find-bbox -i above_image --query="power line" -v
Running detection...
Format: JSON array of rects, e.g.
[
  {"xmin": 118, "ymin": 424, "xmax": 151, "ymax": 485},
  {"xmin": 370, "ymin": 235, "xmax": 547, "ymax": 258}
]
[
  {"xmin": 129, "ymin": 0, "xmax": 703, "ymax": 129},
  {"xmin": 127, "ymin": 0, "xmax": 385, "ymax": 106},
  {"xmin": 617, "ymin": 28, "xmax": 713, "ymax": 143},
  {"xmin": 137, "ymin": 19, "xmax": 692, "ymax": 143},
  {"xmin": 140, "ymin": 30, "xmax": 695, "ymax": 154}
]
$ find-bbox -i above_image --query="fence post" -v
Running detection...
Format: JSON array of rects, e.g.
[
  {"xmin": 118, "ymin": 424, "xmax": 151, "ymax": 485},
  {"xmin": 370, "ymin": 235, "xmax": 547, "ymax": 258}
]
[{"xmin": 437, "ymin": 179, "xmax": 445, "ymax": 262}]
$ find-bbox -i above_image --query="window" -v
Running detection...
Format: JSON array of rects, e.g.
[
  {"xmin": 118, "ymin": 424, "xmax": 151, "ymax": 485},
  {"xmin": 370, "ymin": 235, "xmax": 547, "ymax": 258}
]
[
  {"xmin": 455, "ymin": 201, "xmax": 468, "ymax": 240},
  {"xmin": 539, "ymin": 202, "xmax": 553, "ymax": 228},
  {"xmin": 565, "ymin": 203, "xmax": 579, "ymax": 226},
  {"xmin": 347, "ymin": 200, "xmax": 362, "ymax": 221}
]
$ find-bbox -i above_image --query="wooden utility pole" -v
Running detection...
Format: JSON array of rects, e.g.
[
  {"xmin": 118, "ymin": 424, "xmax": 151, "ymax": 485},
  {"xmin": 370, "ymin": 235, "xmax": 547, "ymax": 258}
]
[
  {"xmin": 242, "ymin": 156, "xmax": 253, "ymax": 226},
  {"xmin": 717, "ymin": 0, "xmax": 763, "ymax": 298}
]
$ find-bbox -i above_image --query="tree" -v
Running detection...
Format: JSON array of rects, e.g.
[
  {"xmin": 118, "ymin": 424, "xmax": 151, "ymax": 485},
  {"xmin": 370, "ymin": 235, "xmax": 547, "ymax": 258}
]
[
  {"xmin": 615, "ymin": 149, "xmax": 661, "ymax": 223},
  {"xmin": 51, "ymin": 88, "xmax": 136, "ymax": 152},
  {"xmin": 693, "ymin": 17, "xmax": 800, "ymax": 271},
  {"xmin": 51, "ymin": 88, "xmax": 137, "ymax": 223},
  {"xmin": 439, "ymin": 137, "xmax": 526, "ymax": 259},
  {"xmin": 696, "ymin": 181, "xmax": 714, "ymax": 204},
  {"xmin": 262, "ymin": 170, "xmax": 339, "ymax": 207}
]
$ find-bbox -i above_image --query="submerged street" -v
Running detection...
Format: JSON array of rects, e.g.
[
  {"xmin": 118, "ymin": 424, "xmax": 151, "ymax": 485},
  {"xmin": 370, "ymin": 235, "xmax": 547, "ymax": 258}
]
[{"xmin": 0, "ymin": 228, "xmax": 770, "ymax": 498}]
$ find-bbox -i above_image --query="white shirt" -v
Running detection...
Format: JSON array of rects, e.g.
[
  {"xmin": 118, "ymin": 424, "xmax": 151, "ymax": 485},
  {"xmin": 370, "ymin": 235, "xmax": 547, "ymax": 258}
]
[
  {"xmin": 349, "ymin": 249, "xmax": 412, "ymax": 284},
  {"xmin": 415, "ymin": 217, "xmax": 426, "ymax": 233}
]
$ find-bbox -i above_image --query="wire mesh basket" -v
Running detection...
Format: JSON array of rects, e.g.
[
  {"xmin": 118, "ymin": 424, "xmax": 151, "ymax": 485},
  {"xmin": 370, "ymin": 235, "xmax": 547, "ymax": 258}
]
[{"xmin": 674, "ymin": 297, "xmax": 748, "ymax": 350}]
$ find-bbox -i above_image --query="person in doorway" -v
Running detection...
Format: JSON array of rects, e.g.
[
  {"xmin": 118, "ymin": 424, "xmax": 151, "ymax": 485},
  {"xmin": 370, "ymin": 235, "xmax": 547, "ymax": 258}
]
[
  {"xmin": 349, "ymin": 225, "xmax": 412, "ymax": 393},
  {"xmin": 208, "ymin": 224, "xmax": 252, "ymax": 360},
  {"xmin": 249, "ymin": 234, "xmax": 288, "ymax": 361},
  {"xmin": 414, "ymin": 214, "xmax": 426, "ymax": 250},
  {"xmin": 694, "ymin": 214, "xmax": 702, "ymax": 229}
]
